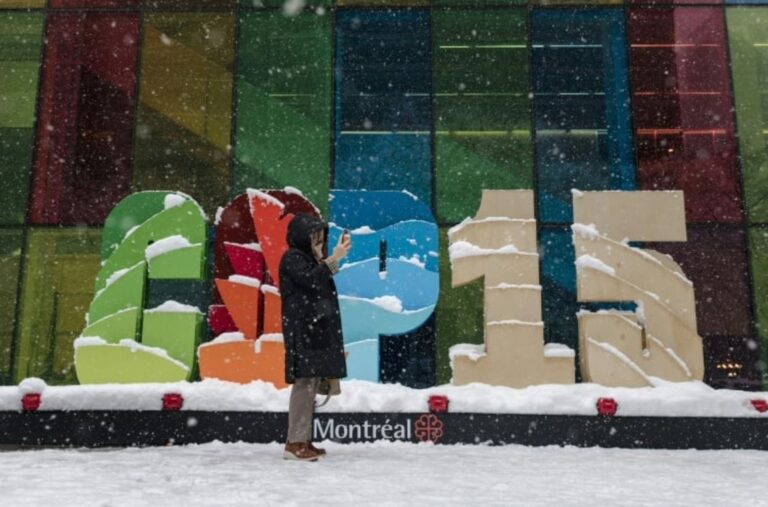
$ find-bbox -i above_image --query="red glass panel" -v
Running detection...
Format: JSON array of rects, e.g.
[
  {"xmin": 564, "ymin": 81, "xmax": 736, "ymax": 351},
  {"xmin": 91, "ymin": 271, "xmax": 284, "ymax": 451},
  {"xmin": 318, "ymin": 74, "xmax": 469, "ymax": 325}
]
[
  {"xmin": 630, "ymin": 0, "xmax": 722, "ymax": 6},
  {"xmin": 647, "ymin": 226, "xmax": 752, "ymax": 338},
  {"xmin": 629, "ymin": 9, "xmax": 741, "ymax": 222},
  {"xmin": 29, "ymin": 13, "xmax": 139, "ymax": 225}
]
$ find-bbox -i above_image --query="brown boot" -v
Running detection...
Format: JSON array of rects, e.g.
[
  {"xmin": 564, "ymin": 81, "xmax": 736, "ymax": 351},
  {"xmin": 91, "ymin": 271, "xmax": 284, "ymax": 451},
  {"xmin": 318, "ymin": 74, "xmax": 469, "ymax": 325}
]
[
  {"xmin": 283, "ymin": 442, "xmax": 320, "ymax": 462},
  {"xmin": 307, "ymin": 442, "xmax": 326, "ymax": 456}
]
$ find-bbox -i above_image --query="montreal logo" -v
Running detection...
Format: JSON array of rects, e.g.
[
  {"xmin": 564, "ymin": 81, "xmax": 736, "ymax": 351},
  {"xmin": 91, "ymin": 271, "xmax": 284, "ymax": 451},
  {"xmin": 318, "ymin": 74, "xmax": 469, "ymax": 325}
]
[{"xmin": 314, "ymin": 414, "xmax": 444, "ymax": 443}]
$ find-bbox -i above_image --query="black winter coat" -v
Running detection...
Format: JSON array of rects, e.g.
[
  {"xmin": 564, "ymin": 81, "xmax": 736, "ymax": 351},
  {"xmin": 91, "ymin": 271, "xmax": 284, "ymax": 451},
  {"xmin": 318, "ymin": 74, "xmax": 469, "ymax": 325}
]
[{"xmin": 279, "ymin": 214, "xmax": 347, "ymax": 384}]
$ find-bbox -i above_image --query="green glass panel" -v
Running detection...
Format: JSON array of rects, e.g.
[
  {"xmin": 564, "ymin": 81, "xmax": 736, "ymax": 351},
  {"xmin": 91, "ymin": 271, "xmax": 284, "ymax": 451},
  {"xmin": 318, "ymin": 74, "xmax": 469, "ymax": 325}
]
[
  {"xmin": 0, "ymin": 230, "xmax": 23, "ymax": 385},
  {"xmin": 15, "ymin": 229, "xmax": 101, "ymax": 384},
  {"xmin": 435, "ymin": 227, "xmax": 484, "ymax": 384},
  {"xmin": 234, "ymin": 12, "xmax": 331, "ymax": 215},
  {"xmin": 132, "ymin": 13, "xmax": 235, "ymax": 217},
  {"xmin": 433, "ymin": 0, "xmax": 526, "ymax": 9},
  {"xmin": 238, "ymin": 0, "xmax": 331, "ymax": 8},
  {"xmin": 728, "ymin": 9, "xmax": 768, "ymax": 224},
  {"xmin": 0, "ymin": 13, "xmax": 43, "ymax": 225},
  {"xmin": 433, "ymin": 10, "xmax": 533, "ymax": 223},
  {"xmin": 749, "ymin": 228, "xmax": 768, "ymax": 380}
]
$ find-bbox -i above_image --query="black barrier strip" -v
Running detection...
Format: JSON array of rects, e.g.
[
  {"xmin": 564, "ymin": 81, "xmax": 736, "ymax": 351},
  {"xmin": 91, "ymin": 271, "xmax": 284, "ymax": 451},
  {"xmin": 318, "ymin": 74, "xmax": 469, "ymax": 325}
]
[{"xmin": 3, "ymin": 411, "xmax": 768, "ymax": 450}]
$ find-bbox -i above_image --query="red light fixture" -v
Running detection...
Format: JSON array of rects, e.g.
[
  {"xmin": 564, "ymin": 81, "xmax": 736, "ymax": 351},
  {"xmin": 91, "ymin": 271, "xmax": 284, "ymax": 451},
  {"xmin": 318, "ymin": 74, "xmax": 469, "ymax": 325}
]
[
  {"xmin": 751, "ymin": 399, "xmax": 768, "ymax": 413},
  {"xmin": 596, "ymin": 397, "xmax": 617, "ymax": 417},
  {"xmin": 162, "ymin": 393, "xmax": 184, "ymax": 411},
  {"xmin": 428, "ymin": 395, "xmax": 449, "ymax": 414},
  {"xmin": 22, "ymin": 393, "xmax": 41, "ymax": 412}
]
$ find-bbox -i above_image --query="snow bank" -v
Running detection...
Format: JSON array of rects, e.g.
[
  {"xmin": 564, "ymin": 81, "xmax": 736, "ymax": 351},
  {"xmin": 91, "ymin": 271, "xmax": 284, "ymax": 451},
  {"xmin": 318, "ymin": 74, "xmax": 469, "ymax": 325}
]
[{"xmin": 0, "ymin": 379, "xmax": 767, "ymax": 417}]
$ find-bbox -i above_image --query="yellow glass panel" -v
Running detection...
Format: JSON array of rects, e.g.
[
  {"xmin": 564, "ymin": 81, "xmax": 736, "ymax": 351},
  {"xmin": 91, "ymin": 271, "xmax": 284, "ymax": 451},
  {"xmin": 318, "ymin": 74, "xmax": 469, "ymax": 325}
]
[{"xmin": 0, "ymin": 0, "xmax": 46, "ymax": 7}]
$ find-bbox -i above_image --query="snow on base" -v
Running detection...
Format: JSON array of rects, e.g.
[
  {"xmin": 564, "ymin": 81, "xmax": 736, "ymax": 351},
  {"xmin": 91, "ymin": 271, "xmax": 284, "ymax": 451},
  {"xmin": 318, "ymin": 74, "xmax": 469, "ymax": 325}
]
[
  {"xmin": 0, "ymin": 379, "xmax": 767, "ymax": 418},
  {"xmin": 571, "ymin": 222, "xmax": 600, "ymax": 240},
  {"xmin": 543, "ymin": 343, "xmax": 576, "ymax": 359},
  {"xmin": 145, "ymin": 300, "xmax": 202, "ymax": 314},
  {"xmin": 74, "ymin": 336, "xmax": 108, "ymax": 348},
  {"xmin": 145, "ymin": 235, "xmax": 194, "ymax": 260},
  {"xmin": 448, "ymin": 241, "xmax": 524, "ymax": 261},
  {"xmin": 575, "ymin": 254, "xmax": 616, "ymax": 276},
  {"xmin": 164, "ymin": 193, "xmax": 186, "ymax": 210},
  {"xmin": 449, "ymin": 343, "xmax": 486, "ymax": 363},
  {"xmin": 447, "ymin": 216, "xmax": 535, "ymax": 236},
  {"xmin": 228, "ymin": 274, "xmax": 261, "ymax": 288},
  {"xmin": 247, "ymin": 189, "xmax": 285, "ymax": 209},
  {"xmin": 199, "ymin": 332, "xmax": 247, "ymax": 348}
]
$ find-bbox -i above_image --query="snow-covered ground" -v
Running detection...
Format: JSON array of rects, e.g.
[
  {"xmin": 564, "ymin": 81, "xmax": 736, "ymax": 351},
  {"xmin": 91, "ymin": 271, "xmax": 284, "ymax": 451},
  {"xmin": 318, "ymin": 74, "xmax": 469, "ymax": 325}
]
[{"xmin": 0, "ymin": 441, "xmax": 766, "ymax": 506}]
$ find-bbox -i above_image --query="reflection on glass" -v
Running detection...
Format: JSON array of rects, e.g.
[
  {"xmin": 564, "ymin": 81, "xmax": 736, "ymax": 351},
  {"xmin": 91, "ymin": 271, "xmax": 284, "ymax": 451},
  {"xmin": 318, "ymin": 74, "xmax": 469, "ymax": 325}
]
[
  {"xmin": 234, "ymin": 12, "xmax": 331, "ymax": 213},
  {"xmin": 532, "ymin": 9, "xmax": 635, "ymax": 224},
  {"xmin": 433, "ymin": 10, "xmax": 532, "ymax": 224},
  {"xmin": 728, "ymin": 8, "xmax": 768, "ymax": 223},
  {"xmin": 15, "ymin": 230, "xmax": 101, "ymax": 385},
  {"xmin": 30, "ymin": 13, "xmax": 140, "ymax": 226},
  {"xmin": 0, "ymin": 231, "xmax": 22, "ymax": 384},
  {"xmin": 629, "ymin": 8, "xmax": 741, "ymax": 223},
  {"xmin": 749, "ymin": 228, "xmax": 768, "ymax": 388},
  {"xmin": 334, "ymin": 10, "xmax": 432, "ymax": 203},
  {"xmin": 0, "ymin": 13, "xmax": 43, "ymax": 225},
  {"xmin": 650, "ymin": 227, "xmax": 757, "ymax": 388},
  {"xmin": 132, "ymin": 12, "xmax": 235, "ymax": 216}
]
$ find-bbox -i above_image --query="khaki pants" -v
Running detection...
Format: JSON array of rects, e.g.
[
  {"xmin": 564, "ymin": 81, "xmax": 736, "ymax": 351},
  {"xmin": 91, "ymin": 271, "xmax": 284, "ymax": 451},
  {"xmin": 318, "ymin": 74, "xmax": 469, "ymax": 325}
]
[{"xmin": 287, "ymin": 377, "xmax": 320, "ymax": 443}]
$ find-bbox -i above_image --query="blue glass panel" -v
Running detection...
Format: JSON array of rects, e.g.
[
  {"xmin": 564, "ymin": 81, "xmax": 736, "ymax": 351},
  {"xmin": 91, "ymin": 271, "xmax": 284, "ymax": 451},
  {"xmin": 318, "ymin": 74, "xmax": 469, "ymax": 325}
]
[
  {"xmin": 532, "ymin": 9, "xmax": 635, "ymax": 224},
  {"xmin": 539, "ymin": 228, "xmax": 579, "ymax": 356},
  {"xmin": 334, "ymin": 10, "xmax": 432, "ymax": 203}
]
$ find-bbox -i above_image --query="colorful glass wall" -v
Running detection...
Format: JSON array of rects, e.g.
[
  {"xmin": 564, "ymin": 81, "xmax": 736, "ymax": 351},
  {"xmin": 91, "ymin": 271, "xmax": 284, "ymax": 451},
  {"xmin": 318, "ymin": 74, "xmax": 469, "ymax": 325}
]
[{"xmin": 0, "ymin": 1, "xmax": 766, "ymax": 390}]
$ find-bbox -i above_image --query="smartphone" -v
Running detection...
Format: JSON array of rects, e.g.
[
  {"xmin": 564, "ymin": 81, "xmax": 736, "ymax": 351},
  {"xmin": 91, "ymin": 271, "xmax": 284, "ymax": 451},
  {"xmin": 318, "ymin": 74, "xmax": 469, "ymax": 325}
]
[{"xmin": 342, "ymin": 228, "xmax": 350, "ymax": 242}]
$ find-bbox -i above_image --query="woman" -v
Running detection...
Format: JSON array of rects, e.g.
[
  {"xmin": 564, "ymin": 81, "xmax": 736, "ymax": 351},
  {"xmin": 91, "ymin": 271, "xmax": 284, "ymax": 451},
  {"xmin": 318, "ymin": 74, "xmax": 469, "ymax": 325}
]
[{"xmin": 279, "ymin": 213, "xmax": 351, "ymax": 461}]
